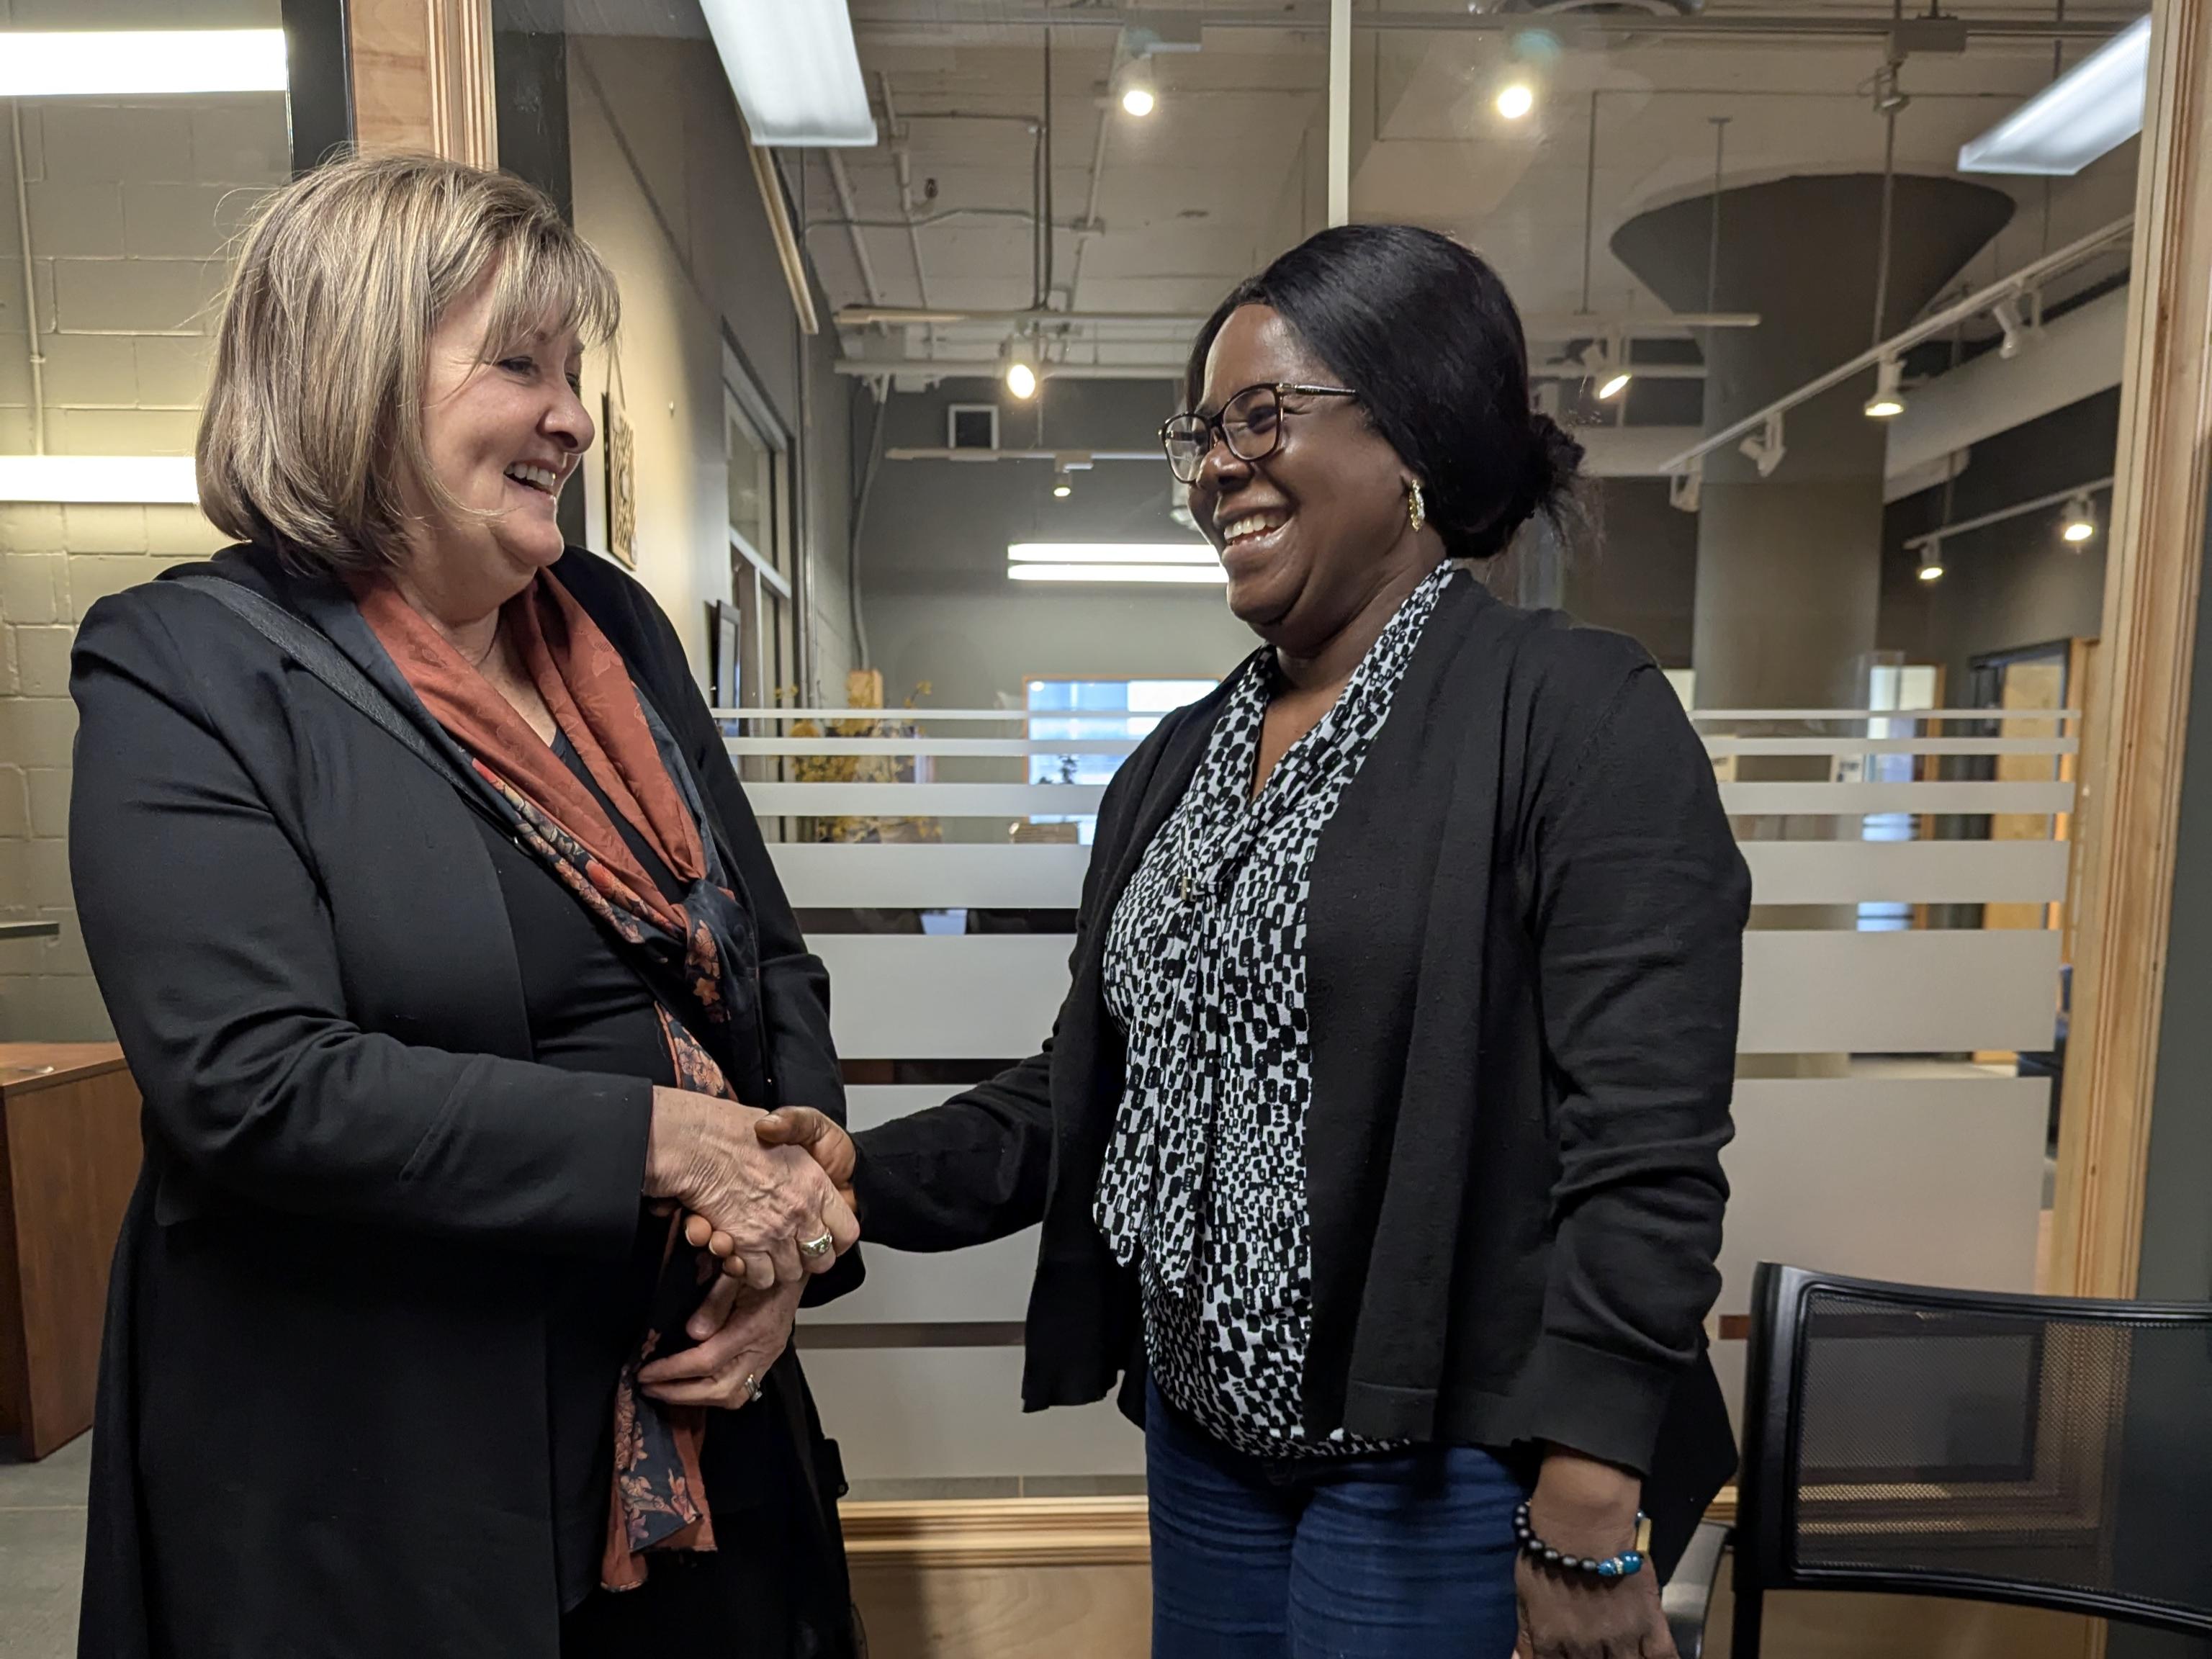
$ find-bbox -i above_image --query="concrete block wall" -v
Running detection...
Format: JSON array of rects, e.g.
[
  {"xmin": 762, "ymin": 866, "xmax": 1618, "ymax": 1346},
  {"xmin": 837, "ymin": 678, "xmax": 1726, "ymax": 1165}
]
[{"xmin": 0, "ymin": 90, "xmax": 287, "ymax": 1040}]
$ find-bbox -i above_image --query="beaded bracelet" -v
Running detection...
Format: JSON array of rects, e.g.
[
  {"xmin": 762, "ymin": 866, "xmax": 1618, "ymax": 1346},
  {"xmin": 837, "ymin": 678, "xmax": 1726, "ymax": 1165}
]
[{"xmin": 1511, "ymin": 1501, "xmax": 1651, "ymax": 1581}]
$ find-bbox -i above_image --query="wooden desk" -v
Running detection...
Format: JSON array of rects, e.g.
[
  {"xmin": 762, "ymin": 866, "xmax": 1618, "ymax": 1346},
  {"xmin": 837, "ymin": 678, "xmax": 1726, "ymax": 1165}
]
[{"xmin": 0, "ymin": 1043, "xmax": 141, "ymax": 1460}]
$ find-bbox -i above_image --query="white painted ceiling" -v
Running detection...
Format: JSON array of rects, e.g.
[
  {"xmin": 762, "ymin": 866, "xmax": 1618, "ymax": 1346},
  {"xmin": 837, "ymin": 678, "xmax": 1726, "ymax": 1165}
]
[{"xmin": 792, "ymin": 0, "xmax": 2144, "ymax": 374}]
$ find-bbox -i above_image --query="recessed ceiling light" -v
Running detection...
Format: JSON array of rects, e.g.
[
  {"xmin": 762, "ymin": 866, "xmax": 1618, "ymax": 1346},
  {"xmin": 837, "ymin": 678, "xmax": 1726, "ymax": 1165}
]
[
  {"xmin": 1010, "ymin": 563, "xmax": 1226, "ymax": 585},
  {"xmin": 1959, "ymin": 15, "xmax": 2149, "ymax": 176},
  {"xmin": 698, "ymin": 0, "xmax": 876, "ymax": 146},
  {"xmin": 1007, "ymin": 543, "xmax": 1218, "ymax": 565},
  {"xmin": 0, "ymin": 455, "xmax": 198, "ymax": 503},
  {"xmin": 0, "ymin": 30, "xmax": 288, "ymax": 96}
]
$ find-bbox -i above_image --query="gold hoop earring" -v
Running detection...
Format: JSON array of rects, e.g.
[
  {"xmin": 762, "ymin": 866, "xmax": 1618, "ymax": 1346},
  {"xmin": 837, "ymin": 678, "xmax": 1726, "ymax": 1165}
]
[{"xmin": 1407, "ymin": 482, "xmax": 1426, "ymax": 533}]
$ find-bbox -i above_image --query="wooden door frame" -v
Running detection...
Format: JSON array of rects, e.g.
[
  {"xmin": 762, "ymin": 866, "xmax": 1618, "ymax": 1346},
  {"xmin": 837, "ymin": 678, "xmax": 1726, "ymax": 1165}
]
[
  {"xmin": 2049, "ymin": 0, "xmax": 2212, "ymax": 1302},
  {"xmin": 347, "ymin": 0, "xmax": 498, "ymax": 165}
]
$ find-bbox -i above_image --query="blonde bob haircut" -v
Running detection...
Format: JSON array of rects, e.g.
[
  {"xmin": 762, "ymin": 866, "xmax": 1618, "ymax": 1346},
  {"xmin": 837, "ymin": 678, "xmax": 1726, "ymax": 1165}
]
[{"xmin": 197, "ymin": 153, "xmax": 619, "ymax": 574}]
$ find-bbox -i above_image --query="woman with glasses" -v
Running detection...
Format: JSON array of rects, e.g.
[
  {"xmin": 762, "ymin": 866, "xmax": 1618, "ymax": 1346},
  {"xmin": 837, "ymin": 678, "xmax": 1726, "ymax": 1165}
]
[{"xmin": 757, "ymin": 223, "xmax": 1747, "ymax": 1659}]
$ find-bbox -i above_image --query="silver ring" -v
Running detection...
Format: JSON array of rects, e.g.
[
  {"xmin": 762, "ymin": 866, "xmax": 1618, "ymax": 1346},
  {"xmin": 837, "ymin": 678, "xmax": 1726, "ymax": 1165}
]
[
  {"xmin": 799, "ymin": 1232, "xmax": 835, "ymax": 1259},
  {"xmin": 742, "ymin": 1372, "xmax": 763, "ymax": 1403}
]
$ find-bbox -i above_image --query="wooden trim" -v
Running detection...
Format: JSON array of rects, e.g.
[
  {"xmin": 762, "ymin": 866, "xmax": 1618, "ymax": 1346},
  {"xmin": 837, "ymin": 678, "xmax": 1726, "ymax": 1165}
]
[
  {"xmin": 840, "ymin": 1496, "xmax": 1150, "ymax": 1570},
  {"xmin": 749, "ymin": 145, "xmax": 822, "ymax": 337},
  {"xmin": 2049, "ymin": 0, "xmax": 2212, "ymax": 1303},
  {"xmin": 837, "ymin": 1488, "xmax": 1741, "ymax": 1571},
  {"xmin": 348, "ymin": 0, "xmax": 497, "ymax": 166}
]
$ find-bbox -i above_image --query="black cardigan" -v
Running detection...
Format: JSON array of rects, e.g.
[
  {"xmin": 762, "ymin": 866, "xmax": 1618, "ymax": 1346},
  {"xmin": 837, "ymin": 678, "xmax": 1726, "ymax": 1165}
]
[
  {"xmin": 68, "ymin": 543, "xmax": 858, "ymax": 1659},
  {"xmin": 853, "ymin": 572, "xmax": 1749, "ymax": 1546}
]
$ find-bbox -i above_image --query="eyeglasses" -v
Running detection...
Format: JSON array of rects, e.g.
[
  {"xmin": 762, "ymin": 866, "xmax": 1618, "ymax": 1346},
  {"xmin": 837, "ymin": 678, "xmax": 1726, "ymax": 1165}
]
[{"xmin": 1159, "ymin": 382, "xmax": 1359, "ymax": 484}]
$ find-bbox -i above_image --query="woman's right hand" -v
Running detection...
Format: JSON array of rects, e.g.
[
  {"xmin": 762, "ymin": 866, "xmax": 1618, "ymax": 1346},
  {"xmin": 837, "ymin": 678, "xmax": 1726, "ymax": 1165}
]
[
  {"xmin": 688, "ymin": 1106, "xmax": 860, "ymax": 1282},
  {"xmin": 643, "ymin": 1087, "xmax": 858, "ymax": 1290}
]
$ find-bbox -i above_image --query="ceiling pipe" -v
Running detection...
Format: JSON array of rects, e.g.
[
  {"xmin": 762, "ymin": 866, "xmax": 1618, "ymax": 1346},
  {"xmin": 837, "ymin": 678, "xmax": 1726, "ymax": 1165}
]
[
  {"xmin": 835, "ymin": 303, "xmax": 1761, "ymax": 334},
  {"xmin": 1067, "ymin": 48, "xmax": 1115, "ymax": 310},
  {"xmin": 824, "ymin": 150, "xmax": 883, "ymax": 310},
  {"xmin": 850, "ymin": 6, "xmax": 2128, "ymax": 43},
  {"xmin": 877, "ymin": 73, "xmax": 931, "ymax": 310}
]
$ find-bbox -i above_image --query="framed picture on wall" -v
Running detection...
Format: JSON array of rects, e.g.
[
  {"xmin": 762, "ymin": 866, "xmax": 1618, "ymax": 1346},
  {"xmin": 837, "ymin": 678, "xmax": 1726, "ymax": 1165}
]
[
  {"xmin": 708, "ymin": 599, "xmax": 742, "ymax": 710},
  {"xmin": 602, "ymin": 390, "xmax": 637, "ymax": 568}
]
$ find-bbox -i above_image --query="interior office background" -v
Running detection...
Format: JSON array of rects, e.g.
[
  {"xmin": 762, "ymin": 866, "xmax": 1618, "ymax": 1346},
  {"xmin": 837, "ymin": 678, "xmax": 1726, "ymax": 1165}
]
[{"xmin": 3, "ymin": 2, "xmax": 2211, "ymax": 1657}]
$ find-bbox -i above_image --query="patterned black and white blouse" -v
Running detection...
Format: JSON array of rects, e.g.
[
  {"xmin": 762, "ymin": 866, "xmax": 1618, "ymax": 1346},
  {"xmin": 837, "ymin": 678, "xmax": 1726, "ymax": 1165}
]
[{"xmin": 1095, "ymin": 560, "xmax": 1455, "ymax": 1458}]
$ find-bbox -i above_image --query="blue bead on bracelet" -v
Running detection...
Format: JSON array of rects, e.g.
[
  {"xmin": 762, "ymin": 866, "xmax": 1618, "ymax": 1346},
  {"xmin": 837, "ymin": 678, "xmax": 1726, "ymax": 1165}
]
[{"xmin": 1511, "ymin": 1501, "xmax": 1649, "ymax": 1581}]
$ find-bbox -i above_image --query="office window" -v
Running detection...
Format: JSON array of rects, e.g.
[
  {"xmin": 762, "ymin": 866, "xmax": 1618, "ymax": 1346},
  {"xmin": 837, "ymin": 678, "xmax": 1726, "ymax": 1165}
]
[
  {"xmin": 726, "ymin": 385, "xmax": 794, "ymax": 711},
  {"xmin": 1026, "ymin": 678, "xmax": 1216, "ymax": 843}
]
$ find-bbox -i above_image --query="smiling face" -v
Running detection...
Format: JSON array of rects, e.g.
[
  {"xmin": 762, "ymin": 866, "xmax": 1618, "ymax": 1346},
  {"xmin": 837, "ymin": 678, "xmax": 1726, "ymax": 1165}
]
[
  {"xmin": 403, "ymin": 267, "xmax": 593, "ymax": 612},
  {"xmin": 1187, "ymin": 305, "xmax": 1430, "ymax": 654}
]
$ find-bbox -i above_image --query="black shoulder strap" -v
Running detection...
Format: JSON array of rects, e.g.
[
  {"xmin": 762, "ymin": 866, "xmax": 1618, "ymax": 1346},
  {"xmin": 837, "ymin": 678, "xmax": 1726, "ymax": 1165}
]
[{"xmin": 171, "ymin": 570, "xmax": 472, "ymax": 792}]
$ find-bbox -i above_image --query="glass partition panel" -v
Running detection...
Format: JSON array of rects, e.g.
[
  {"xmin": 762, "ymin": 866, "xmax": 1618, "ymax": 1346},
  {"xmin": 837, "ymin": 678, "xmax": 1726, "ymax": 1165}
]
[{"xmin": 1350, "ymin": 2, "xmax": 2141, "ymax": 1419}]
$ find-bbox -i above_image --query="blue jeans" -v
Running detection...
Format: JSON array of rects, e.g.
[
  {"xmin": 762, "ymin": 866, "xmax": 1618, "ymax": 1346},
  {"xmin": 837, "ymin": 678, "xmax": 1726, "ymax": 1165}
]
[{"xmin": 1145, "ymin": 1380, "xmax": 1524, "ymax": 1658}]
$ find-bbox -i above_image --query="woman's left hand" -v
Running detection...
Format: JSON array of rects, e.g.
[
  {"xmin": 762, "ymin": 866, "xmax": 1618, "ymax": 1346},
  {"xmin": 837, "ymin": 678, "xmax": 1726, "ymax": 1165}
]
[
  {"xmin": 1514, "ymin": 1448, "xmax": 1678, "ymax": 1659},
  {"xmin": 636, "ymin": 1272, "xmax": 804, "ymax": 1409}
]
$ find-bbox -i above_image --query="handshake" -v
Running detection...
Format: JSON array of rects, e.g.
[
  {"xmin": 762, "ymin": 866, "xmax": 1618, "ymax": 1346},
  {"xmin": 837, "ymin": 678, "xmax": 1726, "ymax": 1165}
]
[{"xmin": 643, "ymin": 1087, "xmax": 860, "ymax": 1291}]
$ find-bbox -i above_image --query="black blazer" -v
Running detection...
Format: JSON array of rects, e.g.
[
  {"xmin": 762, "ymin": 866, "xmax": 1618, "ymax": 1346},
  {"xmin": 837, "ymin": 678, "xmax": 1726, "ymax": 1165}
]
[
  {"xmin": 853, "ymin": 572, "xmax": 1749, "ymax": 1565},
  {"xmin": 68, "ymin": 543, "xmax": 856, "ymax": 1658}
]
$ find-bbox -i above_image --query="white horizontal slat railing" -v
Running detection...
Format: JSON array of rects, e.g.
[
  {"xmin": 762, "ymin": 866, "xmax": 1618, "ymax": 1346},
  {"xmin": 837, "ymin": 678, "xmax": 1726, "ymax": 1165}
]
[
  {"xmin": 763, "ymin": 710, "xmax": 2074, "ymax": 1484},
  {"xmin": 809, "ymin": 930, "xmax": 2066, "ymax": 1060},
  {"xmin": 766, "ymin": 839, "xmax": 2070, "ymax": 910}
]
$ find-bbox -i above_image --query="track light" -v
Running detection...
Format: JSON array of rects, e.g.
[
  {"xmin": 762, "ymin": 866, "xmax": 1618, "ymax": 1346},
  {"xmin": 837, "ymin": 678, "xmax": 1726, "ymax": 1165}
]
[
  {"xmin": 1052, "ymin": 465, "xmax": 1073, "ymax": 499},
  {"xmin": 1496, "ymin": 82, "xmax": 1535, "ymax": 120},
  {"xmin": 1738, "ymin": 410, "xmax": 1787, "ymax": 478},
  {"xmin": 1992, "ymin": 295, "xmax": 2031, "ymax": 359},
  {"xmin": 1917, "ymin": 546, "xmax": 1945, "ymax": 583},
  {"xmin": 1864, "ymin": 356, "xmax": 1907, "ymax": 420},
  {"xmin": 1582, "ymin": 336, "xmax": 1630, "ymax": 401},
  {"xmin": 1004, "ymin": 338, "xmax": 1039, "ymax": 401},
  {"xmin": 2062, "ymin": 493, "xmax": 2098, "ymax": 543},
  {"xmin": 1668, "ymin": 459, "xmax": 1703, "ymax": 514},
  {"xmin": 1122, "ymin": 82, "xmax": 1156, "ymax": 117}
]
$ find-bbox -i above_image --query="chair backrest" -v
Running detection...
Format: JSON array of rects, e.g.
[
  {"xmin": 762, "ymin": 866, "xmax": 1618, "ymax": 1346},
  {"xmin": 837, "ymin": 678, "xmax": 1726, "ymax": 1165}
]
[{"xmin": 1737, "ymin": 1262, "xmax": 2212, "ymax": 1636}]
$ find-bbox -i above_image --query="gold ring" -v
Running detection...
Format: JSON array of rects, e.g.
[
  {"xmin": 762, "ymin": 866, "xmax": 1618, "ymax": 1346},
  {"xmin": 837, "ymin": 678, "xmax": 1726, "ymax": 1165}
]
[{"xmin": 799, "ymin": 1232, "xmax": 835, "ymax": 1259}]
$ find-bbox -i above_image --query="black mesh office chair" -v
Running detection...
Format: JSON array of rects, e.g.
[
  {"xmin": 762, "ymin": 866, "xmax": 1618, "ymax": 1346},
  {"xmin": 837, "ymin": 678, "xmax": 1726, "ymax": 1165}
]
[{"xmin": 1662, "ymin": 1263, "xmax": 2212, "ymax": 1658}]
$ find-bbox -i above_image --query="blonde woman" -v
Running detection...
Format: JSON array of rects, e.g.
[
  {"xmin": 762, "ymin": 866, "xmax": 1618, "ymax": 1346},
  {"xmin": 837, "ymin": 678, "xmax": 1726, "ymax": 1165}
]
[{"xmin": 69, "ymin": 154, "xmax": 860, "ymax": 1657}]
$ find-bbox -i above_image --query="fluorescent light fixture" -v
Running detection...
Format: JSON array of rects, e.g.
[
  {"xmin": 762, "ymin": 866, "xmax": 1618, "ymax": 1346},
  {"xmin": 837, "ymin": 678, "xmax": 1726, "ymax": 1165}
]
[
  {"xmin": 1496, "ymin": 83, "xmax": 1535, "ymax": 120},
  {"xmin": 1008, "ymin": 543, "xmax": 1218, "ymax": 565},
  {"xmin": 1010, "ymin": 564, "xmax": 1226, "ymax": 585},
  {"xmin": 1864, "ymin": 356, "xmax": 1907, "ymax": 420},
  {"xmin": 0, "ymin": 30, "xmax": 288, "ymax": 96},
  {"xmin": 1959, "ymin": 14, "xmax": 2149, "ymax": 176},
  {"xmin": 698, "ymin": 0, "xmax": 876, "ymax": 147},
  {"xmin": 0, "ymin": 455, "xmax": 197, "ymax": 503}
]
